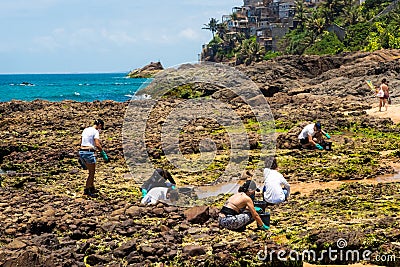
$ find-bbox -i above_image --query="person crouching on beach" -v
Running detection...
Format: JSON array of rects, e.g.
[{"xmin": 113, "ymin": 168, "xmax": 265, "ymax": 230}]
[
  {"xmin": 78, "ymin": 119, "xmax": 109, "ymax": 197},
  {"xmin": 263, "ymin": 157, "xmax": 290, "ymax": 204},
  {"xmin": 140, "ymin": 168, "xmax": 176, "ymax": 198},
  {"xmin": 141, "ymin": 187, "xmax": 179, "ymax": 205},
  {"xmin": 218, "ymin": 180, "xmax": 270, "ymax": 231},
  {"xmin": 298, "ymin": 121, "xmax": 330, "ymax": 150}
]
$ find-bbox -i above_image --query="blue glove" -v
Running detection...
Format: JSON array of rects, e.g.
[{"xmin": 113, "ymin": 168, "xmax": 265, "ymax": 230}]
[
  {"xmin": 261, "ymin": 224, "xmax": 270, "ymax": 230},
  {"xmin": 171, "ymin": 185, "xmax": 176, "ymax": 190},
  {"xmin": 141, "ymin": 188, "xmax": 147, "ymax": 197},
  {"xmin": 325, "ymin": 133, "xmax": 331, "ymax": 139},
  {"xmin": 316, "ymin": 144, "xmax": 323, "ymax": 150},
  {"xmin": 255, "ymin": 206, "xmax": 263, "ymax": 213},
  {"xmin": 100, "ymin": 150, "xmax": 109, "ymax": 162}
]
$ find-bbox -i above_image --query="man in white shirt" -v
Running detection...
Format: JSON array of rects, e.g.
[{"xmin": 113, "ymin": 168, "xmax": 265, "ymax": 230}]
[
  {"xmin": 141, "ymin": 187, "xmax": 179, "ymax": 205},
  {"xmin": 298, "ymin": 121, "xmax": 327, "ymax": 150},
  {"xmin": 263, "ymin": 157, "xmax": 290, "ymax": 204}
]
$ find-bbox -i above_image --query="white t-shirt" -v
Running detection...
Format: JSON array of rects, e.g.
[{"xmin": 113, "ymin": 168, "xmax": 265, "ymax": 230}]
[
  {"xmin": 81, "ymin": 127, "xmax": 100, "ymax": 148},
  {"xmin": 141, "ymin": 187, "xmax": 169, "ymax": 205},
  {"xmin": 263, "ymin": 168, "xmax": 290, "ymax": 204},
  {"xmin": 298, "ymin": 123, "xmax": 316, "ymax": 140}
]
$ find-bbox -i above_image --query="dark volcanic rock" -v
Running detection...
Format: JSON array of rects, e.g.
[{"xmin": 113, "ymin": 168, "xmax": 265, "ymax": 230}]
[
  {"xmin": 184, "ymin": 206, "xmax": 210, "ymax": 224},
  {"xmin": 0, "ymin": 50, "xmax": 400, "ymax": 266}
]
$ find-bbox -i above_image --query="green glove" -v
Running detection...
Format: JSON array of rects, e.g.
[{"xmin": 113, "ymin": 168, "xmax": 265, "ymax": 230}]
[
  {"xmin": 100, "ymin": 150, "xmax": 109, "ymax": 162},
  {"xmin": 255, "ymin": 206, "xmax": 263, "ymax": 213},
  {"xmin": 325, "ymin": 133, "xmax": 331, "ymax": 139},
  {"xmin": 141, "ymin": 188, "xmax": 147, "ymax": 197},
  {"xmin": 171, "ymin": 185, "xmax": 176, "ymax": 190},
  {"xmin": 261, "ymin": 224, "xmax": 270, "ymax": 230},
  {"xmin": 316, "ymin": 144, "xmax": 323, "ymax": 150}
]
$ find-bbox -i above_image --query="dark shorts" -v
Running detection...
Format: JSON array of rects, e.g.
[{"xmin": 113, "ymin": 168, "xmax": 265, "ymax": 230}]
[
  {"xmin": 218, "ymin": 212, "xmax": 254, "ymax": 230},
  {"xmin": 299, "ymin": 138, "xmax": 309, "ymax": 145}
]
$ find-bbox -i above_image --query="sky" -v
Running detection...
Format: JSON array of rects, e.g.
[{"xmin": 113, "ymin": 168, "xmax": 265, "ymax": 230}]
[{"xmin": 0, "ymin": 0, "xmax": 243, "ymax": 74}]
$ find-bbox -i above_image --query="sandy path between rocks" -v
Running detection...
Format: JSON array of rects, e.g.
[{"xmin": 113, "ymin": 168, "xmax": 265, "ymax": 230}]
[
  {"xmin": 301, "ymin": 104, "xmax": 400, "ymax": 267},
  {"xmin": 365, "ymin": 103, "xmax": 400, "ymax": 124},
  {"xmin": 291, "ymin": 163, "xmax": 400, "ymax": 196}
]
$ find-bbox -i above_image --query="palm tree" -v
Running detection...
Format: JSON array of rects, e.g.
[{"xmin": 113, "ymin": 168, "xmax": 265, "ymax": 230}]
[
  {"xmin": 306, "ymin": 9, "xmax": 327, "ymax": 37},
  {"xmin": 236, "ymin": 38, "xmax": 266, "ymax": 65},
  {"xmin": 202, "ymin": 18, "xmax": 219, "ymax": 38},
  {"xmin": 235, "ymin": 32, "xmax": 247, "ymax": 45},
  {"xmin": 216, "ymin": 22, "xmax": 228, "ymax": 38},
  {"xmin": 343, "ymin": 4, "xmax": 361, "ymax": 26},
  {"xmin": 294, "ymin": 0, "xmax": 307, "ymax": 30}
]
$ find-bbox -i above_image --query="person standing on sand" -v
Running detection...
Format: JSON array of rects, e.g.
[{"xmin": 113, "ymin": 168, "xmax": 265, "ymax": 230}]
[
  {"xmin": 378, "ymin": 78, "xmax": 389, "ymax": 112},
  {"xmin": 78, "ymin": 119, "xmax": 109, "ymax": 197}
]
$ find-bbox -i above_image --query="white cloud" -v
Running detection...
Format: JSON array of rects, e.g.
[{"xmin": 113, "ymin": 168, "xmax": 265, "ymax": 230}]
[
  {"xmin": 100, "ymin": 30, "xmax": 137, "ymax": 46},
  {"xmin": 30, "ymin": 27, "xmax": 137, "ymax": 53},
  {"xmin": 179, "ymin": 28, "xmax": 200, "ymax": 40},
  {"xmin": 32, "ymin": 35, "xmax": 60, "ymax": 52}
]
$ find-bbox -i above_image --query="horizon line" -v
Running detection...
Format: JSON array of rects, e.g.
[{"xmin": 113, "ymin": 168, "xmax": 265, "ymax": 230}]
[{"xmin": 0, "ymin": 71, "xmax": 131, "ymax": 75}]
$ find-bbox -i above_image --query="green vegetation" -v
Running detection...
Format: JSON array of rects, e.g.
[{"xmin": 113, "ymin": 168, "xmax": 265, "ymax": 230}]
[
  {"xmin": 203, "ymin": 0, "xmax": 400, "ymax": 63},
  {"xmin": 285, "ymin": 0, "xmax": 400, "ymax": 54},
  {"xmin": 162, "ymin": 84, "xmax": 204, "ymax": 99}
]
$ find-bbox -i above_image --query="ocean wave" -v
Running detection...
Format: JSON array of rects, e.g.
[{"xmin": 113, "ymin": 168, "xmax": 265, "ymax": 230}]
[
  {"xmin": 131, "ymin": 94, "xmax": 151, "ymax": 100},
  {"xmin": 19, "ymin": 82, "xmax": 35, "ymax": 86}
]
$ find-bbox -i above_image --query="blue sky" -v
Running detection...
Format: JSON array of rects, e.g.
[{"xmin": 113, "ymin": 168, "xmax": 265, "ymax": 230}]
[{"xmin": 0, "ymin": 0, "xmax": 242, "ymax": 74}]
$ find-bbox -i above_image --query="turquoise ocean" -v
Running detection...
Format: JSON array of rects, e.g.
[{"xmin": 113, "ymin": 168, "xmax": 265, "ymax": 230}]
[{"xmin": 0, "ymin": 73, "xmax": 150, "ymax": 102}]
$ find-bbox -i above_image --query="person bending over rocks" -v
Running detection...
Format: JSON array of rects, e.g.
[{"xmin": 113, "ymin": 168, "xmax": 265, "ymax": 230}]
[
  {"xmin": 298, "ymin": 121, "xmax": 330, "ymax": 150},
  {"xmin": 263, "ymin": 157, "xmax": 290, "ymax": 204},
  {"xmin": 140, "ymin": 168, "xmax": 176, "ymax": 197},
  {"xmin": 141, "ymin": 187, "xmax": 179, "ymax": 205},
  {"xmin": 218, "ymin": 180, "xmax": 269, "ymax": 231},
  {"xmin": 78, "ymin": 119, "xmax": 109, "ymax": 197}
]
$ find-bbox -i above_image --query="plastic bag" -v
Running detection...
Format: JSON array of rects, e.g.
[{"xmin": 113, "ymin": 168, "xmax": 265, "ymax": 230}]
[{"xmin": 376, "ymin": 89, "xmax": 384, "ymax": 98}]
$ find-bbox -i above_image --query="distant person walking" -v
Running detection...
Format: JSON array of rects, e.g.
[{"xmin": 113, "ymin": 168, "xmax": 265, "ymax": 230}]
[
  {"xmin": 78, "ymin": 119, "xmax": 109, "ymax": 197},
  {"xmin": 378, "ymin": 78, "xmax": 390, "ymax": 112}
]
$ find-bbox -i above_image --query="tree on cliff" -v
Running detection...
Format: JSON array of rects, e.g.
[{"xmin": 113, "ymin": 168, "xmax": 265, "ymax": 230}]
[
  {"xmin": 202, "ymin": 18, "xmax": 219, "ymax": 38},
  {"xmin": 202, "ymin": 0, "xmax": 400, "ymax": 63}
]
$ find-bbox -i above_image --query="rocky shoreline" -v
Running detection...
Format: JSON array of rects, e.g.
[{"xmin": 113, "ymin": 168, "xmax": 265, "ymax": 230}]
[{"xmin": 0, "ymin": 49, "xmax": 400, "ymax": 266}]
